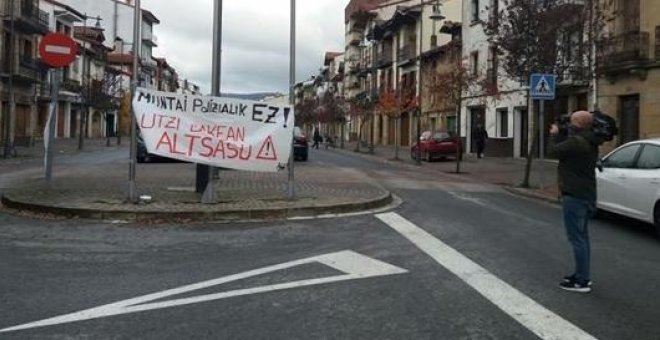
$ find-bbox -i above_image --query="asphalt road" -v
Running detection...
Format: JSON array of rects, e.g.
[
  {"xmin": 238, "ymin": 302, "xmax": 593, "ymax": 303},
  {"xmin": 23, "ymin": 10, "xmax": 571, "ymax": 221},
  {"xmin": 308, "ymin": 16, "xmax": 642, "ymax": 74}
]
[{"xmin": 1, "ymin": 147, "xmax": 659, "ymax": 340}]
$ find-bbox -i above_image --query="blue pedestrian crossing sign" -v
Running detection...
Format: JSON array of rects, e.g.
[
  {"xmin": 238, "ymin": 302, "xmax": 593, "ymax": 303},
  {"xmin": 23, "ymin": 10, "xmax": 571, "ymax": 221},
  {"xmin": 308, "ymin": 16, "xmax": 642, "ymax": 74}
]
[{"xmin": 530, "ymin": 74, "xmax": 556, "ymax": 100}]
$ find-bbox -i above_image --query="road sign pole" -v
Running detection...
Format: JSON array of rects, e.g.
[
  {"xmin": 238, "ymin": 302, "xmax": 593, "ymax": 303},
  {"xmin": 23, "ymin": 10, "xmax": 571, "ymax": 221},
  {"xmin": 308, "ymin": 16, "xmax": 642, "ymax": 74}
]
[
  {"xmin": 45, "ymin": 69, "xmax": 61, "ymax": 183},
  {"xmin": 201, "ymin": 0, "xmax": 222, "ymax": 204},
  {"xmin": 539, "ymin": 99, "xmax": 545, "ymax": 189},
  {"xmin": 287, "ymin": 0, "xmax": 296, "ymax": 200},
  {"xmin": 128, "ymin": 0, "xmax": 141, "ymax": 203}
]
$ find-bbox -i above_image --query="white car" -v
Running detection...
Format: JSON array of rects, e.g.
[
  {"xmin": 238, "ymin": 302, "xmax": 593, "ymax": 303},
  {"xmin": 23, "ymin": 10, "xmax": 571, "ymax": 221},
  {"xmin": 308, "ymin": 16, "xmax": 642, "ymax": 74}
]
[{"xmin": 597, "ymin": 139, "xmax": 660, "ymax": 236}]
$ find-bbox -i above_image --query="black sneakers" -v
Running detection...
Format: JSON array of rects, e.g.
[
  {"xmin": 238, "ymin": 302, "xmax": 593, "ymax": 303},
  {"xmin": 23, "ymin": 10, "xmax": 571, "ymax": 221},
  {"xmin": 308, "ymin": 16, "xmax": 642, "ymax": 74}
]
[
  {"xmin": 563, "ymin": 274, "xmax": 593, "ymax": 287},
  {"xmin": 559, "ymin": 277, "xmax": 592, "ymax": 293}
]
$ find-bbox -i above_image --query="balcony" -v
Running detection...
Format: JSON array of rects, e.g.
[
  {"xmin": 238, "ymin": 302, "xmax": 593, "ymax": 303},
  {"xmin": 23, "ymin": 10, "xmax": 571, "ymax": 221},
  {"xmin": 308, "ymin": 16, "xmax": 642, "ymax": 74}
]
[
  {"xmin": 397, "ymin": 44, "xmax": 416, "ymax": 65},
  {"xmin": 347, "ymin": 30, "xmax": 363, "ymax": 46},
  {"xmin": 4, "ymin": 0, "xmax": 49, "ymax": 35},
  {"xmin": 61, "ymin": 78, "xmax": 82, "ymax": 93},
  {"xmin": 141, "ymin": 56, "xmax": 158, "ymax": 69},
  {"xmin": 376, "ymin": 52, "xmax": 393, "ymax": 69},
  {"xmin": 2, "ymin": 55, "xmax": 43, "ymax": 84},
  {"xmin": 597, "ymin": 31, "xmax": 652, "ymax": 73},
  {"xmin": 142, "ymin": 30, "xmax": 158, "ymax": 47},
  {"xmin": 557, "ymin": 65, "xmax": 589, "ymax": 85}
]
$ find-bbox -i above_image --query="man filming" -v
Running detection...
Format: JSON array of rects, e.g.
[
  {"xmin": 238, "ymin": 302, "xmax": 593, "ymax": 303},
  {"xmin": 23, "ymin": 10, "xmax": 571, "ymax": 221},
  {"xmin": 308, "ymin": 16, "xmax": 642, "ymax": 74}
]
[{"xmin": 548, "ymin": 110, "xmax": 602, "ymax": 293}]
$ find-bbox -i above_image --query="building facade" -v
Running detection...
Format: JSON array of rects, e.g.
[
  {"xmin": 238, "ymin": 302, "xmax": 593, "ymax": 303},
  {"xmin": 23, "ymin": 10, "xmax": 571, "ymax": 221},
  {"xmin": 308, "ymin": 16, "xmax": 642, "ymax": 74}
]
[
  {"xmin": 597, "ymin": 0, "xmax": 660, "ymax": 152},
  {"xmin": 0, "ymin": 0, "xmax": 49, "ymax": 149}
]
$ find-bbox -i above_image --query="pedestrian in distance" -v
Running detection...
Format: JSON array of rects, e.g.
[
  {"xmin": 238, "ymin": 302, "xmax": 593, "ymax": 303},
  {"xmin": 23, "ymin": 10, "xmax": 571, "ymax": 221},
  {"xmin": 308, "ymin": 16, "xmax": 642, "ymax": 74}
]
[
  {"xmin": 473, "ymin": 124, "xmax": 488, "ymax": 158},
  {"xmin": 548, "ymin": 110, "xmax": 602, "ymax": 293},
  {"xmin": 324, "ymin": 134, "xmax": 335, "ymax": 149},
  {"xmin": 312, "ymin": 129, "xmax": 322, "ymax": 149}
]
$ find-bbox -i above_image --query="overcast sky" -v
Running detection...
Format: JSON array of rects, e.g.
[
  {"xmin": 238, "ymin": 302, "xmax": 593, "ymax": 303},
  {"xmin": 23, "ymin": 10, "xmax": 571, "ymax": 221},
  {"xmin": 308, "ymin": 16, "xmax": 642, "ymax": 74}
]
[{"xmin": 141, "ymin": 0, "xmax": 349, "ymax": 94}]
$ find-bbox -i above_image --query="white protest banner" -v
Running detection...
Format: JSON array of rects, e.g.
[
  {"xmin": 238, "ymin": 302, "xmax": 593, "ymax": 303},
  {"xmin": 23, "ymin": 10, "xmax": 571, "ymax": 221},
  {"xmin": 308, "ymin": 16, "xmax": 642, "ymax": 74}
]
[{"xmin": 132, "ymin": 87, "xmax": 294, "ymax": 172}]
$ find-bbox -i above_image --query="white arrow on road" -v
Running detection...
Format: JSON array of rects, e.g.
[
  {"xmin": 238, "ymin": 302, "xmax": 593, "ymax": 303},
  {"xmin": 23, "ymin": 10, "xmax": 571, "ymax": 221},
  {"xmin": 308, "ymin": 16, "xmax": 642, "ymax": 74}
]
[{"xmin": 1, "ymin": 250, "xmax": 407, "ymax": 333}]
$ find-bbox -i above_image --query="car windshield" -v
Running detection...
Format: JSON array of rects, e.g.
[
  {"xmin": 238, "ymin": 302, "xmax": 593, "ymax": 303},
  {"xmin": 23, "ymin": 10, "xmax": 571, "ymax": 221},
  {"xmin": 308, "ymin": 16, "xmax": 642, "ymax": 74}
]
[
  {"xmin": 293, "ymin": 127, "xmax": 303, "ymax": 137},
  {"xmin": 433, "ymin": 132, "xmax": 451, "ymax": 140}
]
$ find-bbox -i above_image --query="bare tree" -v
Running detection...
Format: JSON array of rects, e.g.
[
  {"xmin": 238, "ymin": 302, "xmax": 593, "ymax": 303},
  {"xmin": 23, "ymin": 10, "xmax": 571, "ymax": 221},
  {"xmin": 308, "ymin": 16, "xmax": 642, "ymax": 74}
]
[
  {"xmin": 433, "ymin": 51, "xmax": 485, "ymax": 173},
  {"xmin": 485, "ymin": 0, "xmax": 607, "ymax": 187},
  {"xmin": 377, "ymin": 86, "xmax": 416, "ymax": 160}
]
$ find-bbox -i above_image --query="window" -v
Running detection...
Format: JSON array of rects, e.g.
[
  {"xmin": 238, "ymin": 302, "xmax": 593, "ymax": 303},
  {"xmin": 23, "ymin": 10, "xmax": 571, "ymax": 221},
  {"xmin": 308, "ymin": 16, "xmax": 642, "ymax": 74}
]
[
  {"xmin": 487, "ymin": 46, "xmax": 498, "ymax": 85},
  {"xmin": 636, "ymin": 144, "xmax": 660, "ymax": 169},
  {"xmin": 604, "ymin": 144, "xmax": 641, "ymax": 168},
  {"xmin": 470, "ymin": 52, "xmax": 479, "ymax": 76},
  {"xmin": 471, "ymin": 0, "xmax": 480, "ymax": 22},
  {"xmin": 497, "ymin": 109, "xmax": 508, "ymax": 137},
  {"xmin": 446, "ymin": 116, "xmax": 457, "ymax": 134}
]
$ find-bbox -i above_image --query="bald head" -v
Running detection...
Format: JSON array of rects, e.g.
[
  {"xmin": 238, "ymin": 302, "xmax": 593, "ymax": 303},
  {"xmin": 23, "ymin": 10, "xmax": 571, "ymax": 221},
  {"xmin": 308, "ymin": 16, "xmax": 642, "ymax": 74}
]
[{"xmin": 570, "ymin": 111, "xmax": 593, "ymax": 130}]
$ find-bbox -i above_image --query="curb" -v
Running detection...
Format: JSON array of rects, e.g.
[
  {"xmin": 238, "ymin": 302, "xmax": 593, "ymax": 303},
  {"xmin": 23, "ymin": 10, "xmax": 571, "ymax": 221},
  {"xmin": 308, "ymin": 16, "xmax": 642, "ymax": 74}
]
[{"xmin": 0, "ymin": 192, "xmax": 393, "ymax": 223}]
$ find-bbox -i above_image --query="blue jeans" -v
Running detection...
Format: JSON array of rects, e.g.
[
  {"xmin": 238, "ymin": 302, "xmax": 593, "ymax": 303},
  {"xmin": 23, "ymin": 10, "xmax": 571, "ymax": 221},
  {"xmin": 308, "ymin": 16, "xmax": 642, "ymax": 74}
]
[{"xmin": 562, "ymin": 195, "xmax": 593, "ymax": 283}]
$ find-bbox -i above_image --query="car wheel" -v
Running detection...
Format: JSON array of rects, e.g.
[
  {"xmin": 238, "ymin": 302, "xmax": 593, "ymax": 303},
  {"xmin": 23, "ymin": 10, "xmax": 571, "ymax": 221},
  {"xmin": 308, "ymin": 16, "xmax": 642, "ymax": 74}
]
[
  {"xmin": 137, "ymin": 155, "xmax": 145, "ymax": 163},
  {"xmin": 302, "ymin": 153, "xmax": 308, "ymax": 161},
  {"xmin": 425, "ymin": 151, "xmax": 432, "ymax": 162}
]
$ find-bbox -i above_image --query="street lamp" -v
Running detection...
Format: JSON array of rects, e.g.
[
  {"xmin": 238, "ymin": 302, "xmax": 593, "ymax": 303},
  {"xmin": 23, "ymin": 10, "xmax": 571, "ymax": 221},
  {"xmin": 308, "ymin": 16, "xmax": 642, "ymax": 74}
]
[{"xmin": 416, "ymin": 0, "xmax": 444, "ymax": 165}]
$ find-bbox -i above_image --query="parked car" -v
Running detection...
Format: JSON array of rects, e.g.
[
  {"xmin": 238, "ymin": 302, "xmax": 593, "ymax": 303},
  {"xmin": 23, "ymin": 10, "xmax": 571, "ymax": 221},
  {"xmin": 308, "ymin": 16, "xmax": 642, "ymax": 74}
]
[
  {"xmin": 411, "ymin": 131, "xmax": 462, "ymax": 162},
  {"xmin": 596, "ymin": 138, "xmax": 660, "ymax": 235},
  {"xmin": 137, "ymin": 134, "xmax": 179, "ymax": 163},
  {"xmin": 293, "ymin": 127, "xmax": 309, "ymax": 161}
]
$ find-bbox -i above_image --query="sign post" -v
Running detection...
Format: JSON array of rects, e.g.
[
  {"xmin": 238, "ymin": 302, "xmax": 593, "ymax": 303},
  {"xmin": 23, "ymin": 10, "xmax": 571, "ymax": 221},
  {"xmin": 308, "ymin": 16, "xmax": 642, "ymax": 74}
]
[
  {"xmin": 39, "ymin": 32, "xmax": 78, "ymax": 183},
  {"xmin": 530, "ymin": 73, "xmax": 556, "ymax": 188}
]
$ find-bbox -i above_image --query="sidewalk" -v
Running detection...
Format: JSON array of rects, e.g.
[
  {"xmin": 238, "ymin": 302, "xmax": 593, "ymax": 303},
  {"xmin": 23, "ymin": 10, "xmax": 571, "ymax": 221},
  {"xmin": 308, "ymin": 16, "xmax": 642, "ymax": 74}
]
[
  {"xmin": 1, "ymin": 139, "xmax": 559, "ymax": 223},
  {"xmin": 1, "ymin": 142, "xmax": 392, "ymax": 223},
  {"xmin": 338, "ymin": 141, "xmax": 560, "ymax": 203},
  {"xmin": 1, "ymin": 137, "xmax": 121, "ymax": 165}
]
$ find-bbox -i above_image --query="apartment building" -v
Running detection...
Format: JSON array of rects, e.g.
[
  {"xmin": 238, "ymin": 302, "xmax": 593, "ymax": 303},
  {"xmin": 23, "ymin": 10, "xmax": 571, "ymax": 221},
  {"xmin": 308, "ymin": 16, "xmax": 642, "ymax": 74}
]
[
  {"xmin": 344, "ymin": 0, "xmax": 462, "ymax": 148},
  {"xmin": 0, "ymin": 0, "xmax": 49, "ymax": 148},
  {"xmin": 597, "ymin": 0, "xmax": 660, "ymax": 151}
]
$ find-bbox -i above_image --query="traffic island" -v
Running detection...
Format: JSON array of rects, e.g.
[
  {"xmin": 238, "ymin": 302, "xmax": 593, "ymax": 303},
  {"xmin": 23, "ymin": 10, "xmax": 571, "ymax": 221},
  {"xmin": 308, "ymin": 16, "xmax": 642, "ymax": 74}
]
[{"xmin": 0, "ymin": 162, "xmax": 393, "ymax": 223}]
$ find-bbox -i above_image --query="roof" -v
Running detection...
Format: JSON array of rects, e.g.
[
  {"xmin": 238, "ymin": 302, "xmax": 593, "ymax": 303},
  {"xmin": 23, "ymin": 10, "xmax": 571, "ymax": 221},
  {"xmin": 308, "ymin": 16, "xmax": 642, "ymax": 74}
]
[
  {"xmin": 107, "ymin": 53, "xmax": 133, "ymax": 65},
  {"xmin": 43, "ymin": 0, "xmax": 85, "ymax": 20},
  {"xmin": 142, "ymin": 9, "xmax": 160, "ymax": 24},
  {"xmin": 324, "ymin": 52, "xmax": 343, "ymax": 66},
  {"xmin": 73, "ymin": 27, "xmax": 106, "ymax": 45},
  {"xmin": 345, "ymin": 0, "xmax": 386, "ymax": 23}
]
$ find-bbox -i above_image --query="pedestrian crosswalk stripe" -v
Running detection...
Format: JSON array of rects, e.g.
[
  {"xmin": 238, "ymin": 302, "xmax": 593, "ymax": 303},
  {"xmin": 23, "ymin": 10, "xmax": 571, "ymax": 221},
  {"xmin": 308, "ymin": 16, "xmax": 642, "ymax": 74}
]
[{"xmin": 376, "ymin": 212, "xmax": 598, "ymax": 340}]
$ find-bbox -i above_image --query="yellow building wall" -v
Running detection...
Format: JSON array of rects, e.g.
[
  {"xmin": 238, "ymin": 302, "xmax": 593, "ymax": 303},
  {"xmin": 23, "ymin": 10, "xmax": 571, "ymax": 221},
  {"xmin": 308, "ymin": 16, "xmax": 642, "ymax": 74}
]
[{"xmin": 598, "ymin": 68, "xmax": 660, "ymax": 152}]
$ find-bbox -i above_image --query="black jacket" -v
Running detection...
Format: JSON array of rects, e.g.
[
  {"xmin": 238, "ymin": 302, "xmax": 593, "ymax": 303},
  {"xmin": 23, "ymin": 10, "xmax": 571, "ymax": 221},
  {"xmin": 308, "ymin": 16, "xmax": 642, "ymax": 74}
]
[{"xmin": 547, "ymin": 129, "xmax": 601, "ymax": 203}]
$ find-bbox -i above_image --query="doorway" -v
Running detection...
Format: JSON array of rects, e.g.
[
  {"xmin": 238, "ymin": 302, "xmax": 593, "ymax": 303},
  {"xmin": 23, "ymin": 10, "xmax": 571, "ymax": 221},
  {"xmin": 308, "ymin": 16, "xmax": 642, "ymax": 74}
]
[
  {"xmin": 470, "ymin": 107, "xmax": 485, "ymax": 153},
  {"xmin": 619, "ymin": 94, "xmax": 640, "ymax": 144}
]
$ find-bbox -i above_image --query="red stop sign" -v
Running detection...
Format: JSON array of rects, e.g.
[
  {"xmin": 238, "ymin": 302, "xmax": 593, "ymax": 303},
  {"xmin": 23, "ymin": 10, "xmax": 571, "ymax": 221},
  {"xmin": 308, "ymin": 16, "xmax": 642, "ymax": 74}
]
[{"xmin": 39, "ymin": 33, "xmax": 78, "ymax": 68}]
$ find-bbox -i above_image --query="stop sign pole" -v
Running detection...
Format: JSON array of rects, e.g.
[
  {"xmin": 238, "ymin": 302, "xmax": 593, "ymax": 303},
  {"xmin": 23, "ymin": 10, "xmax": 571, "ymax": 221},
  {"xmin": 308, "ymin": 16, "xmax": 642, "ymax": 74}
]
[{"xmin": 39, "ymin": 33, "xmax": 78, "ymax": 183}]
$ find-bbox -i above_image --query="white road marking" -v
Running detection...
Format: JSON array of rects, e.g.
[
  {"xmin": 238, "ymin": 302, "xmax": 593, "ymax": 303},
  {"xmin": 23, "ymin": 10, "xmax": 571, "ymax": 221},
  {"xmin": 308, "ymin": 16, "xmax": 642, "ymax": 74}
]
[
  {"xmin": 375, "ymin": 212, "xmax": 598, "ymax": 340},
  {"xmin": 0, "ymin": 250, "xmax": 407, "ymax": 333},
  {"xmin": 44, "ymin": 45, "xmax": 71, "ymax": 55}
]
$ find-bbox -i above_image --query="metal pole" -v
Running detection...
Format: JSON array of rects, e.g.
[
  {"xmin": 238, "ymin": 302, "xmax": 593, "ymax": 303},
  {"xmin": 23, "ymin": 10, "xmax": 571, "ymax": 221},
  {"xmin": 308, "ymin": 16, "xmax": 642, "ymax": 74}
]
[
  {"xmin": 3, "ymin": 0, "xmax": 16, "ymax": 158},
  {"xmin": 287, "ymin": 0, "xmax": 296, "ymax": 200},
  {"xmin": 591, "ymin": 0, "xmax": 599, "ymax": 111},
  {"xmin": 45, "ymin": 69, "xmax": 61, "ymax": 183},
  {"xmin": 539, "ymin": 100, "xmax": 545, "ymax": 188},
  {"xmin": 78, "ymin": 16, "xmax": 87, "ymax": 150},
  {"xmin": 117, "ymin": 42, "xmax": 123, "ymax": 146},
  {"xmin": 202, "ymin": 0, "xmax": 222, "ymax": 204},
  {"xmin": 128, "ymin": 0, "xmax": 141, "ymax": 203},
  {"xmin": 415, "ymin": 0, "xmax": 423, "ymax": 165}
]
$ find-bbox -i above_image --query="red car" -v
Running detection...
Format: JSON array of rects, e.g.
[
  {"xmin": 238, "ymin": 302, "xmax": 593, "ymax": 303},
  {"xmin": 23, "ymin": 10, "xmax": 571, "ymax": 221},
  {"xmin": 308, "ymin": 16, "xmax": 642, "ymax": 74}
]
[{"xmin": 411, "ymin": 131, "xmax": 462, "ymax": 162}]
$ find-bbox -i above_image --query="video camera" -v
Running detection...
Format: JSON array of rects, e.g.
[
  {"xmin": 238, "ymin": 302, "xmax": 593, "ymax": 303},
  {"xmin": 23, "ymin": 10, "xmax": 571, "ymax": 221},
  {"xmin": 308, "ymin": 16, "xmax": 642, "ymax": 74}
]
[{"xmin": 555, "ymin": 110, "xmax": 618, "ymax": 143}]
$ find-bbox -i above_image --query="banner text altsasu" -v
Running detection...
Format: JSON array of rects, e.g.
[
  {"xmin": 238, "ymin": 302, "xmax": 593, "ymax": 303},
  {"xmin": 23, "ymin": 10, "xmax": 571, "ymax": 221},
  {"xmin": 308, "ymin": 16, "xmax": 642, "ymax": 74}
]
[{"xmin": 133, "ymin": 88, "xmax": 294, "ymax": 172}]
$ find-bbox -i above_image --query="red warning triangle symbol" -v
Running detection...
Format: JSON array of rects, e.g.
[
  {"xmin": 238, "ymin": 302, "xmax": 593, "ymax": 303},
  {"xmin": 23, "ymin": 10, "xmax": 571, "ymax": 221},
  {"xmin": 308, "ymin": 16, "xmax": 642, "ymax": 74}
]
[{"xmin": 256, "ymin": 135, "xmax": 278, "ymax": 161}]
